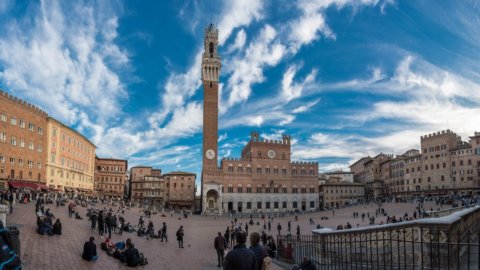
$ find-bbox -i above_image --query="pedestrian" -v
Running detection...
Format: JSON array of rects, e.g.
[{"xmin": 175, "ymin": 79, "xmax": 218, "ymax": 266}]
[
  {"xmin": 214, "ymin": 232, "xmax": 226, "ymax": 268},
  {"xmin": 288, "ymin": 221, "xmax": 291, "ymax": 232},
  {"xmin": 268, "ymin": 221, "xmax": 271, "ymax": 232},
  {"xmin": 249, "ymin": 232, "xmax": 269, "ymax": 270},
  {"xmin": 245, "ymin": 223, "xmax": 249, "ymax": 235},
  {"xmin": 176, "ymin": 225, "xmax": 184, "ymax": 248},
  {"xmin": 90, "ymin": 211, "xmax": 98, "ymax": 230},
  {"xmin": 7, "ymin": 191, "xmax": 13, "ymax": 214},
  {"xmin": 98, "ymin": 211, "xmax": 104, "ymax": 237},
  {"xmin": 277, "ymin": 223, "xmax": 282, "ymax": 236},
  {"xmin": 296, "ymin": 225, "xmax": 301, "ymax": 241},
  {"xmin": 160, "ymin": 222, "xmax": 168, "ymax": 242},
  {"xmin": 224, "ymin": 227, "xmax": 230, "ymax": 248},
  {"xmin": 223, "ymin": 230, "xmax": 256, "ymax": 270}
]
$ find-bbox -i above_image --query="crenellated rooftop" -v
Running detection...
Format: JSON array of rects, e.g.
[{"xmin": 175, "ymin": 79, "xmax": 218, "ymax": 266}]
[
  {"xmin": 420, "ymin": 129, "xmax": 459, "ymax": 140},
  {"xmin": 0, "ymin": 89, "xmax": 48, "ymax": 117},
  {"xmin": 291, "ymin": 161, "xmax": 318, "ymax": 165}
]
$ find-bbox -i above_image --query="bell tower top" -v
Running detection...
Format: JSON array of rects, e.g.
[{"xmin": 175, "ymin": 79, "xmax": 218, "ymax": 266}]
[{"xmin": 202, "ymin": 24, "xmax": 221, "ymax": 82}]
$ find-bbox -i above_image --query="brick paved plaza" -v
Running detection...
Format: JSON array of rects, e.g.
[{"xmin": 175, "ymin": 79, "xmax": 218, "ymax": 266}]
[{"xmin": 6, "ymin": 200, "xmax": 443, "ymax": 270}]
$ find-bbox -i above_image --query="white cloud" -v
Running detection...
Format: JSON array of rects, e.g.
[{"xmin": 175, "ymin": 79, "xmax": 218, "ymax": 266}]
[
  {"xmin": 218, "ymin": 132, "xmax": 228, "ymax": 142},
  {"xmin": 281, "ymin": 65, "xmax": 317, "ymax": 102},
  {"xmin": 228, "ymin": 29, "xmax": 247, "ymax": 52},
  {"xmin": 217, "ymin": 0, "xmax": 264, "ymax": 45},
  {"xmin": 260, "ymin": 129, "xmax": 286, "ymax": 141},
  {"xmin": 288, "ymin": 0, "xmax": 391, "ymax": 50},
  {"xmin": 0, "ymin": 1, "xmax": 128, "ymax": 128},
  {"xmin": 292, "ymin": 99, "xmax": 320, "ymax": 113},
  {"xmin": 226, "ymin": 25, "xmax": 286, "ymax": 107}
]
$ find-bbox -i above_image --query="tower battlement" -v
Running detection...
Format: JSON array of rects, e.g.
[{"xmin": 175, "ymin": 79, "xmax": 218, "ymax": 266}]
[
  {"xmin": 249, "ymin": 131, "xmax": 291, "ymax": 145},
  {"xmin": 420, "ymin": 129, "xmax": 458, "ymax": 140}
]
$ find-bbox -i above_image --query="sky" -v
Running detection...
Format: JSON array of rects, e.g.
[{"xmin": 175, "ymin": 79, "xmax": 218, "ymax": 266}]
[{"xmin": 1, "ymin": 0, "xmax": 480, "ymax": 189}]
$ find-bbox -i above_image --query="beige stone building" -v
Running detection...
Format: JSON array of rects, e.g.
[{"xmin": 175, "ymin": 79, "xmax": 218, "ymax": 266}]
[
  {"xmin": 320, "ymin": 181, "xmax": 365, "ymax": 208},
  {"xmin": 164, "ymin": 172, "xmax": 196, "ymax": 211},
  {"xmin": 0, "ymin": 90, "xmax": 48, "ymax": 190},
  {"xmin": 94, "ymin": 157, "xmax": 128, "ymax": 198},
  {"xmin": 325, "ymin": 171, "xmax": 354, "ymax": 183},
  {"xmin": 45, "ymin": 117, "xmax": 96, "ymax": 192},
  {"xmin": 351, "ymin": 130, "xmax": 480, "ymax": 198},
  {"xmin": 200, "ymin": 25, "xmax": 319, "ymax": 214},
  {"xmin": 350, "ymin": 153, "xmax": 392, "ymax": 199}
]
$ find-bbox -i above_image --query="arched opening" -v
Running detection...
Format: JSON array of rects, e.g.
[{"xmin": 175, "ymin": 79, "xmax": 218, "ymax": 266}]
[
  {"xmin": 209, "ymin": 42, "xmax": 214, "ymax": 57},
  {"xmin": 206, "ymin": 189, "xmax": 219, "ymax": 210},
  {"xmin": 228, "ymin": 202, "xmax": 233, "ymax": 212},
  {"xmin": 301, "ymin": 201, "xmax": 306, "ymax": 211},
  {"xmin": 238, "ymin": 202, "xmax": 243, "ymax": 212}
]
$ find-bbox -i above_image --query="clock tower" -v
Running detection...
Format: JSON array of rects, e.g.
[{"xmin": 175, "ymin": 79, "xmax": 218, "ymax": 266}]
[{"xmin": 202, "ymin": 24, "xmax": 221, "ymax": 170}]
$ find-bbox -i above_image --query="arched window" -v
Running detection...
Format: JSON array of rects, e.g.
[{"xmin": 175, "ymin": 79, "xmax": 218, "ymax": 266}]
[{"xmin": 209, "ymin": 42, "xmax": 214, "ymax": 56}]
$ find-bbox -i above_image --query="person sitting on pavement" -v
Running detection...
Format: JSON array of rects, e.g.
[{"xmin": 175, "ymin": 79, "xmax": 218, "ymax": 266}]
[
  {"xmin": 37, "ymin": 217, "xmax": 54, "ymax": 236},
  {"xmin": 82, "ymin": 236, "xmax": 98, "ymax": 262},
  {"xmin": 52, "ymin": 219, "xmax": 62, "ymax": 235},
  {"xmin": 75, "ymin": 211, "xmax": 83, "ymax": 220},
  {"xmin": 123, "ymin": 243, "xmax": 142, "ymax": 267}
]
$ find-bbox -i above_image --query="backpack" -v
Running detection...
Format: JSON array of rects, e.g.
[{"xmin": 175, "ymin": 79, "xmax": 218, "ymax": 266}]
[{"xmin": 0, "ymin": 224, "xmax": 21, "ymax": 270}]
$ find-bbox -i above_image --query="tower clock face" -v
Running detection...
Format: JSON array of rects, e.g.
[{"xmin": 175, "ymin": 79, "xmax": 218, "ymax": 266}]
[
  {"xmin": 206, "ymin": 149, "xmax": 216, "ymax": 160},
  {"xmin": 267, "ymin": 150, "xmax": 276, "ymax": 159}
]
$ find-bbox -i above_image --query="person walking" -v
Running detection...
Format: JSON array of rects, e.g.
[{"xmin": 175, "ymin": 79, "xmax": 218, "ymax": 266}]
[
  {"xmin": 224, "ymin": 227, "xmax": 230, "ymax": 248},
  {"xmin": 176, "ymin": 225, "xmax": 184, "ymax": 248},
  {"xmin": 277, "ymin": 223, "xmax": 282, "ymax": 236},
  {"xmin": 98, "ymin": 211, "xmax": 104, "ymax": 237},
  {"xmin": 214, "ymin": 232, "xmax": 227, "ymax": 268},
  {"xmin": 160, "ymin": 222, "xmax": 168, "ymax": 242},
  {"xmin": 245, "ymin": 223, "xmax": 249, "ymax": 236},
  {"xmin": 223, "ymin": 230, "xmax": 256, "ymax": 270},
  {"xmin": 90, "ymin": 211, "xmax": 98, "ymax": 230}
]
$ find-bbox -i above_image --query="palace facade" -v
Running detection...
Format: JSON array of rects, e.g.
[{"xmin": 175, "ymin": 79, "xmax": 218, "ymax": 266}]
[{"xmin": 200, "ymin": 25, "xmax": 319, "ymax": 214}]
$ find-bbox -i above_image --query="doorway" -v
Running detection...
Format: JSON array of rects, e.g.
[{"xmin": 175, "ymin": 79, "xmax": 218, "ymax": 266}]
[
  {"xmin": 237, "ymin": 202, "xmax": 242, "ymax": 213},
  {"xmin": 228, "ymin": 202, "xmax": 233, "ymax": 212},
  {"xmin": 301, "ymin": 201, "xmax": 306, "ymax": 211}
]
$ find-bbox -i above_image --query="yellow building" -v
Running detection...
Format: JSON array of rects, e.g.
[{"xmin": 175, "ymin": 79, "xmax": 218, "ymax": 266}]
[{"xmin": 45, "ymin": 117, "xmax": 96, "ymax": 192}]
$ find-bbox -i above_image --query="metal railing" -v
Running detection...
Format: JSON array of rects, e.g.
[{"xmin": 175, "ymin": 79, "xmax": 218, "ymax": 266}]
[{"xmin": 277, "ymin": 206, "xmax": 480, "ymax": 269}]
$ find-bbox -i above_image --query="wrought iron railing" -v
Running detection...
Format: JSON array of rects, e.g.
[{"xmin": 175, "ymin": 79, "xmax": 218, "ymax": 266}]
[{"xmin": 277, "ymin": 205, "xmax": 480, "ymax": 269}]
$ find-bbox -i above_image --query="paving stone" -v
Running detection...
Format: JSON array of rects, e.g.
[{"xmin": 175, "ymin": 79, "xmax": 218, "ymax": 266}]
[{"xmin": 5, "ymin": 200, "xmax": 442, "ymax": 269}]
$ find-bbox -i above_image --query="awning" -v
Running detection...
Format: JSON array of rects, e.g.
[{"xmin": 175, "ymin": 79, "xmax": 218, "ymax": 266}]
[
  {"xmin": 36, "ymin": 183, "xmax": 50, "ymax": 190},
  {"xmin": 8, "ymin": 181, "xmax": 38, "ymax": 189},
  {"xmin": 64, "ymin": 187, "xmax": 74, "ymax": 192}
]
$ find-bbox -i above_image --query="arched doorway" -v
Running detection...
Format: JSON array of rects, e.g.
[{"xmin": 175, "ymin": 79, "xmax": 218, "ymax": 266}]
[
  {"xmin": 301, "ymin": 201, "xmax": 306, "ymax": 211},
  {"xmin": 228, "ymin": 202, "xmax": 233, "ymax": 212},
  {"xmin": 206, "ymin": 189, "xmax": 219, "ymax": 212},
  {"xmin": 238, "ymin": 202, "xmax": 243, "ymax": 213}
]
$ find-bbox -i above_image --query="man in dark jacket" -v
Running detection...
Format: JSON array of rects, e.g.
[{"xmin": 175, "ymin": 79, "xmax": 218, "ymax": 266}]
[
  {"xmin": 214, "ymin": 232, "xmax": 227, "ymax": 267},
  {"xmin": 160, "ymin": 222, "xmax": 167, "ymax": 242},
  {"xmin": 124, "ymin": 243, "xmax": 141, "ymax": 267},
  {"xmin": 223, "ymin": 230, "xmax": 256, "ymax": 270},
  {"xmin": 82, "ymin": 237, "xmax": 98, "ymax": 261}
]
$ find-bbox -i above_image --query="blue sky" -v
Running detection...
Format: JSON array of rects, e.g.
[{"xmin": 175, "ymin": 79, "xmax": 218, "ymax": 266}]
[{"xmin": 1, "ymin": 0, "xmax": 480, "ymax": 188}]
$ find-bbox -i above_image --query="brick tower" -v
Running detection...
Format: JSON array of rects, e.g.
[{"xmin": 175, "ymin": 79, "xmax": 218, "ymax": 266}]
[{"xmin": 202, "ymin": 24, "xmax": 221, "ymax": 171}]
